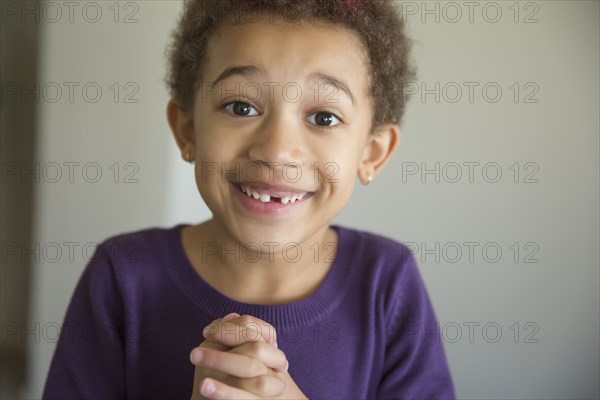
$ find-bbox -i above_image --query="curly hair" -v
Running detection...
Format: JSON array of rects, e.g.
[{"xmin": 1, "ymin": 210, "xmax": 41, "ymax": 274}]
[{"xmin": 166, "ymin": 0, "xmax": 415, "ymax": 128}]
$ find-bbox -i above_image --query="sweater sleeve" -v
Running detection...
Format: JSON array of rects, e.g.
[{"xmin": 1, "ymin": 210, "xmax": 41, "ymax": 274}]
[
  {"xmin": 377, "ymin": 251, "xmax": 455, "ymax": 400},
  {"xmin": 43, "ymin": 243, "xmax": 126, "ymax": 399}
]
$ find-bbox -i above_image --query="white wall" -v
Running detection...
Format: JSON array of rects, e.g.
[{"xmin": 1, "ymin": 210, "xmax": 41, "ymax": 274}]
[
  {"xmin": 23, "ymin": 0, "xmax": 208, "ymax": 396},
  {"xmin": 23, "ymin": 1, "xmax": 599, "ymax": 398},
  {"xmin": 339, "ymin": 2, "xmax": 599, "ymax": 398}
]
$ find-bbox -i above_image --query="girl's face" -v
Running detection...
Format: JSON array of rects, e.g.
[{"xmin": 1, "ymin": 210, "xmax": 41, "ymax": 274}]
[{"xmin": 175, "ymin": 18, "xmax": 395, "ymax": 248}]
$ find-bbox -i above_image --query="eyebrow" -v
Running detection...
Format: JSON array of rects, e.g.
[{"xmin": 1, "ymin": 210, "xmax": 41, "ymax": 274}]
[
  {"xmin": 309, "ymin": 73, "xmax": 357, "ymax": 107},
  {"xmin": 210, "ymin": 65, "xmax": 260, "ymax": 88},
  {"xmin": 209, "ymin": 66, "xmax": 357, "ymax": 107}
]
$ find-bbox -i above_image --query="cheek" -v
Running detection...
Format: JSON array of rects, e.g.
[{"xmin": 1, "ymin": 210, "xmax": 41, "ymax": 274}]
[
  {"xmin": 193, "ymin": 125, "xmax": 236, "ymax": 163},
  {"xmin": 315, "ymin": 150, "xmax": 360, "ymax": 188},
  {"xmin": 192, "ymin": 106, "xmax": 228, "ymax": 151}
]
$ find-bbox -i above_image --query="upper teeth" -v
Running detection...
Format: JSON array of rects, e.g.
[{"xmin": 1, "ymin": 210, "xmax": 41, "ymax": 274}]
[{"xmin": 241, "ymin": 186, "xmax": 306, "ymax": 204}]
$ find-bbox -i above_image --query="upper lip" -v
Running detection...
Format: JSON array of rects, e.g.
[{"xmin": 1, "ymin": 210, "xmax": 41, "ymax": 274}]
[{"xmin": 234, "ymin": 181, "xmax": 314, "ymax": 197}]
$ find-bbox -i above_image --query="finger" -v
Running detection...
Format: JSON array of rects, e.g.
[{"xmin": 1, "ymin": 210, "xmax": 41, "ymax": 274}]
[
  {"xmin": 194, "ymin": 313, "xmax": 240, "ymax": 349},
  {"xmin": 222, "ymin": 374, "xmax": 286, "ymax": 398},
  {"xmin": 219, "ymin": 312, "xmax": 240, "ymax": 322},
  {"xmin": 203, "ymin": 315, "xmax": 277, "ymax": 347},
  {"xmin": 199, "ymin": 378, "xmax": 261, "ymax": 400},
  {"xmin": 235, "ymin": 315, "xmax": 278, "ymax": 345},
  {"xmin": 198, "ymin": 340, "xmax": 228, "ymax": 352},
  {"xmin": 202, "ymin": 321, "xmax": 265, "ymax": 347},
  {"xmin": 190, "ymin": 347, "xmax": 269, "ymax": 378},
  {"xmin": 190, "ymin": 365, "xmax": 228, "ymax": 400},
  {"xmin": 205, "ymin": 312, "xmax": 240, "ymax": 330},
  {"xmin": 229, "ymin": 341, "xmax": 289, "ymax": 373}
]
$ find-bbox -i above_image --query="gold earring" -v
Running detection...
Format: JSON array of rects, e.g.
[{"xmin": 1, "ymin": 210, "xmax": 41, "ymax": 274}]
[
  {"xmin": 185, "ymin": 151, "xmax": 192, "ymax": 162},
  {"xmin": 367, "ymin": 174, "xmax": 373, "ymax": 184}
]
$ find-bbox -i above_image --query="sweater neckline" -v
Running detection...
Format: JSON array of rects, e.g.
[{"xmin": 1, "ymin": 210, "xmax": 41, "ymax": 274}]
[{"xmin": 164, "ymin": 224, "xmax": 356, "ymax": 328}]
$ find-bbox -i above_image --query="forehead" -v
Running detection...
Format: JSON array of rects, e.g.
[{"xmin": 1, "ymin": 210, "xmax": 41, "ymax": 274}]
[{"xmin": 202, "ymin": 17, "xmax": 371, "ymax": 99}]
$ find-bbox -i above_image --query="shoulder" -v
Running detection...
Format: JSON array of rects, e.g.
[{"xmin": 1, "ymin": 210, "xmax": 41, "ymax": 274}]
[
  {"xmin": 335, "ymin": 225, "xmax": 428, "ymax": 317},
  {"xmin": 101, "ymin": 224, "xmax": 183, "ymax": 252},
  {"xmin": 95, "ymin": 224, "xmax": 184, "ymax": 265},
  {"xmin": 80, "ymin": 225, "xmax": 186, "ymax": 290},
  {"xmin": 336, "ymin": 225, "xmax": 416, "ymax": 274}
]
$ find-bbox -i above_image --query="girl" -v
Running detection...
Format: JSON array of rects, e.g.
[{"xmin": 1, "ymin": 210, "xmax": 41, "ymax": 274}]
[{"xmin": 44, "ymin": 1, "xmax": 455, "ymax": 399}]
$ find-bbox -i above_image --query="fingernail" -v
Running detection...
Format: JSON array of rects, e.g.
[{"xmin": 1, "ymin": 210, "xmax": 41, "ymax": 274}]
[
  {"xmin": 201, "ymin": 379, "xmax": 216, "ymax": 396},
  {"xmin": 222, "ymin": 312, "xmax": 239, "ymax": 321},
  {"xmin": 285, "ymin": 360, "xmax": 289, "ymax": 372},
  {"xmin": 190, "ymin": 348, "xmax": 203, "ymax": 364}
]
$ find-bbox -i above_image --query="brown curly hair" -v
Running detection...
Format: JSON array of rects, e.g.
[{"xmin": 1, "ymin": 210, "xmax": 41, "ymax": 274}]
[{"xmin": 166, "ymin": 0, "xmax": 415, "ymax": 128}]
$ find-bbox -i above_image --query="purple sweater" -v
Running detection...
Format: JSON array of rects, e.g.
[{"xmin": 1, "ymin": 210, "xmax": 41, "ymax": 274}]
[{"xmin": 43, "ymin": 225, "xmax": 454, "ymax": 399}]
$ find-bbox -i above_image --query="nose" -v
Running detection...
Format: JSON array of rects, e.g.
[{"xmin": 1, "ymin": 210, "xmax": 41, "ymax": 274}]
[{"xmin": 247, "ymin": 109, "xmax": 305, "ymax": 167}]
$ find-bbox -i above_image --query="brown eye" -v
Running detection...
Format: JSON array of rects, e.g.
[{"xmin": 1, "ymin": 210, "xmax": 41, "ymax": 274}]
[
  {"xmin": 224, "ymin": 102, "xmax": 258, "ymax": 116},
  {"xmin": 308, "ymin": 111, "xmax": 341, "ymax": 127}
]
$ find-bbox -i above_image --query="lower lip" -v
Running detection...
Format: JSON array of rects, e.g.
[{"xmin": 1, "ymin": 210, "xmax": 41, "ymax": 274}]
[{"xmin": 231, "ymin": 184, "xmax": 310, "ymax": 216}]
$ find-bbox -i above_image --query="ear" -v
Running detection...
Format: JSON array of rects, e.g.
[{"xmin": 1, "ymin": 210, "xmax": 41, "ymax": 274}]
[
  {"xmin": 358, "ymin": 123, "xmax": 400, "ymax": 184},
  {"xmin": 166, "ymin": 99, "xmax": 196, "ymax": 162}
]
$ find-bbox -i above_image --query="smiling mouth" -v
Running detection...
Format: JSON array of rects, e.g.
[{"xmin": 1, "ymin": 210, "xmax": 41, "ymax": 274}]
[{"xmin": 235, "ymin": 183, "xmax": 312, "ymax": 204}]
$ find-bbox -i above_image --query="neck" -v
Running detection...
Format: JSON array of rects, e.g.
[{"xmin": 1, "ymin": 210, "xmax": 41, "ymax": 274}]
[{"xmin": 182, "ymin": 220, "xmax": 338, "ymax": 304}]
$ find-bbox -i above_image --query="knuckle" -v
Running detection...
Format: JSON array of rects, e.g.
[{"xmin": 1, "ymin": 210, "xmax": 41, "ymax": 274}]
[
  {"xmin": 247, "ymin": 358, "xmax": 266, "ymax": 376},
  {"xmin": 275, "ymin": 348, "xmax": 287, "ymax": 365},
  {"xmin": 252, "ymin": 375, "xmax": 285, "ymax": 397},
  {"xmin": 199, "ymin": 350, "xmax": 218, "ymax": 368},
  {"xmin": 237, "ymin": 315, "xmax": 255, "ymax": 325},
  {"xmin": 203, "ymin": 323, "xmax": 219, "ymax": 337},
  {"xmin": 235, "ymin": 315, "xmax": 278, "ymax": 344},
  {"xmin": 248, "ymin": 340, "xmax": 264, "ymax": 354},
  {"xmin": 242, "ymin": 325, "xmax": 263, "ymax": 342},
  {"xmin": 252, "ymin": 375, "xmax": 270, "ymax": 394}
]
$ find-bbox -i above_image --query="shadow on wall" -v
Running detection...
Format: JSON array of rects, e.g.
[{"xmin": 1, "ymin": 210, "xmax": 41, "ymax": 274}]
[{"xmin": 0, "ymin": 9, "xmax": 39, "ymax": 398}]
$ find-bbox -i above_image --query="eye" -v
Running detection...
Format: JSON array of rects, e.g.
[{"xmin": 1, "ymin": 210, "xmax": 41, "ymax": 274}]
[
  {"xmin": 224, "ymin": 102, "xmax": 259, "ymax": 116},
  {"xmin": 307, "ymin": 111, "xmax": 341, "ymax": 127}
]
